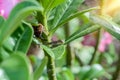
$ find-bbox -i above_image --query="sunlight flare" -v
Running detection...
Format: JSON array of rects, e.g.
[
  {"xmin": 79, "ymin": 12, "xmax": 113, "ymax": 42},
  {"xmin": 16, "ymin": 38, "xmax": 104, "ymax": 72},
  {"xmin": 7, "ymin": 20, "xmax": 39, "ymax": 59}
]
[{"xmin": 103, "ymin": 0, "xmax": 120, "ymax": 15}]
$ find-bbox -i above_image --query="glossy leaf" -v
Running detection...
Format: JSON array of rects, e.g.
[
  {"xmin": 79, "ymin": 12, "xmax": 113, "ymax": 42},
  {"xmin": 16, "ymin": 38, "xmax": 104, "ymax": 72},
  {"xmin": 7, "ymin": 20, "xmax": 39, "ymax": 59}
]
[
  {"xmin": 40, "ymin": 0, "xmax": 65, "ymax": 13},
  {"xmin": 0, "ymin": 53, "xmax": 31, "ymax": 80},
  {"xmin": 52, "ymin": 45, "xmax": 65, "ymax": 60},
  {"xmin": 58, "ymin": 68, "xmax": 74, "ymax": 80},
  {"xmin": 33, "ymin": 57, "xmax": 48, "ymax": 80},
  {"xmin": 14, "ymin": 23, "xmax": 33, "ymax": 54},
  {"xmin": 50, "ymin": 0, "xmax": 84, "ymax": 31},
  {"xmin": 0, "ymin": 1, "xmax": 43, "ymax": 46},
  {"xmin": 82, "ymin": 64, "xmax": 105, "ymax": 80},
  {"xmin": 79, "ymin": 64, "xmax": 105, "ymax": 80},
  {"xmin": 3, "ymin": 37, "xmax": 16, "ymax": 52},
  {"xmin": 3, "ymin": 26, "xmax": 25, "ymax": 53},
  {"xmin": 90, "ymin": 15, "xmax": 120, "ymax": 40},
  {"xmin": 65, "ymin": 24, "xmax": 100, "ymax": 44},
  {"xmin": 0, "ymin": 68, "xmax": 9, "ymax": 80},
  {"xmin": 2, "ymin": 23, "xmax": 33, "ymax": 54},
  {"xmin": 0, "ymin": 47, "xmax": 10, "ymax": 61},
  {"xmin": 50, "ymin": 7, "xmax": 99, "ymax": 35},
  {"xmin": 78, "ymin": 66, "xmax": 91, "ymax": 79},
  {"xmin": 41, "ymin": 45, "xmax": 55, "ymax": 59}
]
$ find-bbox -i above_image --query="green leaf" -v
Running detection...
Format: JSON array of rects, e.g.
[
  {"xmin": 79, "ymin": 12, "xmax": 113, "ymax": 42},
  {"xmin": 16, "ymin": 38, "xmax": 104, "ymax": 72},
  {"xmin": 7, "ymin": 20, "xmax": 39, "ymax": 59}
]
[
  {"xmin": 3, "ymin": 37, "xmax": 16, "ymax": 52},
  {"xmin": 79, "ymin": 64, "xmax": 105, "ymax": 80},
  {"xmin": 49, "ymin": 0, "xmax": 84, "ymax": 31},
  {"xmin": 90, "ymin": 15, "xmax": 120, "ymax": 40},
  {"xmin": 0, "ymin": 1, "xmax": 43, "ymax": 46},
  {"xmin": 40, "ymin": 0, "xmax": 65, "ymax": 13},
  {"xmin": 2, "ymin": 22, "xmax": 33, "ymax": 54},
  {"xmin": 50, "ymin": 7, "xmax": 99, "ymax": 35},
  {"xmin": 83, "ymin": 64, "xmax": 105, "ymax": 79},
  {"xmin": 0, "ymin": 68, "xmax": 9, "ymax": 80},
  {"xmin": 0, "ymin": 47, "xmax": 10, "ymax": 61},
  {"xmin": 0, "ymin": 16, "xmax": 5, "ymax": 27},
  {"xmin": 33, "ymin": 57, "xmax": 48, "ymax": 80},
  {"xmin": 2, "ymin": 26, "xmax": 25, "ymax": 54},
  {"xmin": 0, "ymin": 53, "xmax": 31, "ymax": 80},
  {"xmin": 41, "ymin": 45, "xmax": 55, "ymax": 59},
  {"xmin": 52, "ymin": 45, "xmax": 65, "ymax": 60},
  {"xmin": 65, "ymin": 23, "xmax": 100, "ymax": 44},
  {"xmin": 14, "ymin": 22, "xmax": 33, "ymax": 54},
  {"xmin": 59, "ymin": 68, "xmax": 74, "ymax": 80},
  {"xmin": 78, "ymin": 66, "xmax": 91, "ymax": 79}
]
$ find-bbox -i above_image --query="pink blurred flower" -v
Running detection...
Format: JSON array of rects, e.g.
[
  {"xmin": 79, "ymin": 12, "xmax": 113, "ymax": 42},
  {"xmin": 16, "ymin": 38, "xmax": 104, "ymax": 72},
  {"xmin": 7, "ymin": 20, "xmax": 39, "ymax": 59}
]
[
  {"xmin": 82, "ymin": 32, "xmax": 112, "ymax": 52},
  {"xmin": 0, "ymin": 0, "xmax": 20, "ymax": 18},
  {"xmin": 81, "ymin": 34, "xmax": 96, "ymax": 46},
  {"xmin": 98, "ymin": 32, "xmax": 112, "ymax": 52}
]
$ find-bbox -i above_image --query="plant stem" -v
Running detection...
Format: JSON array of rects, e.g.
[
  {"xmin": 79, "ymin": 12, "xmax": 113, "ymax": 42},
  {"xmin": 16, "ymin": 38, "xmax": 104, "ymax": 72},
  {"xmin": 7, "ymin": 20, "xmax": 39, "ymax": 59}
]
[
  {"xmin": 44, "ymin": 36, "xmax": 57, "ymax": 80},
  {"xmin": 66, "ymin": 44, "xmax": 72, "ymax": 67},
  {"xmin": 36, "ymin": 12, "xmax": 49, "ymax": 35},
  {"xmin": 88, "ymin": 29, "xmax": 101, "ymax": 65},
  {"xmin": 64, "ymin": 23, "xmax": 73, "ymax": 67},
  {"xmin": 43, "ymin": 15, "xmax": 49, "ymax": 35},
  {"xmin": 112, "ymin": 54, "xmax": 120, "ymax": 80},
  {"xmin": 74, "ymin": 49, "xmax": 83, "ymax": 66},
  {"xmin": 98, "ymin": 52, "xmax": 104, "ymax": 64},
  {"xmin": 43, "ymin": 37, "xmax": 56, "ymax": 80},
  {"xmin": 88, "ymin": 0, "xmax": 104, "ymax": 65},
  {"xmin": 46, "ymin": 54, "xmax": 57, "ymax": 80},
  {"xmin": 39, "ymin": 12, "xmax": 56, "ymax": 80}
]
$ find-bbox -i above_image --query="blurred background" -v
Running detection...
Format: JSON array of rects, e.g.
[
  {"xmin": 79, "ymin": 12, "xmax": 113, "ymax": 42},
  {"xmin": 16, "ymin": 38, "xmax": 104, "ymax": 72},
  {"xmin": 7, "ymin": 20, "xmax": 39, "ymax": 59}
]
[{"xmin": 48, "ymin": 0, "xmax": 120, "ymax": 80}]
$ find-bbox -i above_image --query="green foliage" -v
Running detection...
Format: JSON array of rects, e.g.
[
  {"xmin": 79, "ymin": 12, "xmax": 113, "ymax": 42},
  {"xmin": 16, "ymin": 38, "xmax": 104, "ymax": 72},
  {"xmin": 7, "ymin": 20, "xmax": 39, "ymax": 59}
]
[
  {"xmin": 49, "ymin": 0, "xmax": 84, "ymax": 34},
  {"xmin": 0, "ymin": 1, "xmax": 45, "ymax": 80},
  {"xmin": 0, "ymin": 0, "xmax": 120, "ymax": 80},
  {"xmin": 78, "ymin": 64, "xmax": 105, "ymax": 80},
  {"xmin": 41, "ymin": 45, "xmax": 55, "ymax": 58},
  {"xmin": 65, "ymin": 24, "xmax": 100, "ymax": 44},
  {"xmin": 52, "ymin": 45, "xmax": 65, "ymax": 60},
  {"xmin": 90, "ymin": 15, "xmax": 120, "ymax": 40},
  {"xmin": 3, "ymin": 36, "xmax": 16, "ymax": 52},
  {"xmin": 2, "ymin": 22, "xmax": 33, "ymax": 54},
  {"xmin": 33, "ymin": 57, "xmax": 48, "ymax": 80},
  {"xmin": 0, "ymin": 1, "xmax": 43, "ymax": 46},
  {"xmin": 14, "ymin": 23, "xmax": 33, "ymax": 54},
  {"xmin": 39, "ymin": 0, "xmax": 65, "ymax": 13},
  {"xmin": 57, "ymin": 68, "xmax": 74, "ymax": 80},
  {"xmin": 0, "ymin": 16, "xmax": 5, "ymax": 26},
  {"xmin": 41, "ymin": 45, "xmax": 65, "ymax": 60},
  {"xmin": 0, "ymin": 47, "xmax": 10, "ymax": 61},
  {"xmin": 0, "ymin": 53, "xmax": 31, "ymax": 80},
  {"xmin": 55, "ymin": 7, "xmax": 99, "ymax": 29}
]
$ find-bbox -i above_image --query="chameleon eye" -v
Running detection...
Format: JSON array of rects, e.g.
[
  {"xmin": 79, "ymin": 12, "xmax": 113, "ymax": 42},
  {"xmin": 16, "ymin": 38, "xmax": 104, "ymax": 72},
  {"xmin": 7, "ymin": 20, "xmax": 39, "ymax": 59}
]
[
  {"xmin": 38, "ymin": 24, "xmax": 43, "ymax": 33},
  {"xmin": 33, "ymin": 23, "xmax": 44, "ymax": 38}
]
